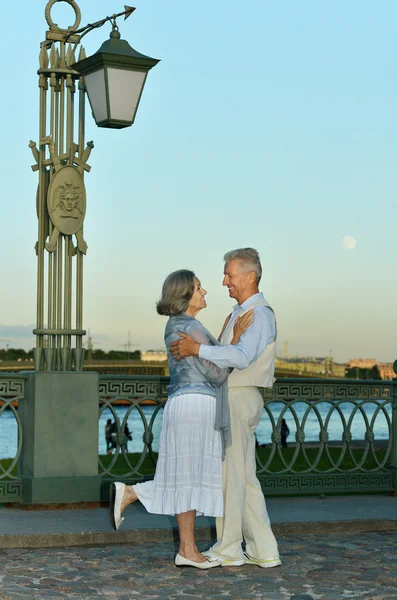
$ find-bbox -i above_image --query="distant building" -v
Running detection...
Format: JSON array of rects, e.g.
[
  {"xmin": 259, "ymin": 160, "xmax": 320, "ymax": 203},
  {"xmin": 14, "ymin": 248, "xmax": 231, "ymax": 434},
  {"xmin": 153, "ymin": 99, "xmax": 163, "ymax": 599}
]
[
  {"xmin": 275, "ymin": 357, "xmax": 346, "ymax": 378},
  {"xmin": 347, "ymin": 359, "xmax": 377, "ymax": 370},
  {"xmin": 141, "ymin": 350, "xmax": 167, "ymax": 363},
  {"xmin": 378, "ymin": 363, "xmax": 395, "ymax": 380},
  {"xmin": 347, "ymin": 359, "xmax": 395, "ymax": 380}
]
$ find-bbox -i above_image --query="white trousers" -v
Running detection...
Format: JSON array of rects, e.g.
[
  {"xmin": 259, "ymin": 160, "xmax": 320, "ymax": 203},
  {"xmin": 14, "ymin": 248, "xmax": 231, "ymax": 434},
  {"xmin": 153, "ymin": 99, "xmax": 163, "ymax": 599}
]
[{"xmin": 211, "ymin": 386, "xmax": 279, "ymax": 561}]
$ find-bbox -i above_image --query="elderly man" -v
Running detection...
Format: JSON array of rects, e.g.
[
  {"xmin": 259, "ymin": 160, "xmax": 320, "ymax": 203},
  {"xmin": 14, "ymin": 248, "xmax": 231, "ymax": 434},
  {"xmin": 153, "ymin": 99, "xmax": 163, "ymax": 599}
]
[{"xmin": 170, "ymin": 248, "xmax": 280, "ymax": 568}]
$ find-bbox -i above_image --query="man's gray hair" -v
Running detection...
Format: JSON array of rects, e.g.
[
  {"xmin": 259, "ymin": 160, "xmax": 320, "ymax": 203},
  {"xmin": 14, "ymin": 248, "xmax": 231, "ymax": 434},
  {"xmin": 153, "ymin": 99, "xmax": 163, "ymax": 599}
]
[
  {"xmin": 156, "ymin": 269, "xmax": 196, "ymax": 316},
  {"xmin": 224, "ymin": 247, "xmax": 262, "ymax": 283}
]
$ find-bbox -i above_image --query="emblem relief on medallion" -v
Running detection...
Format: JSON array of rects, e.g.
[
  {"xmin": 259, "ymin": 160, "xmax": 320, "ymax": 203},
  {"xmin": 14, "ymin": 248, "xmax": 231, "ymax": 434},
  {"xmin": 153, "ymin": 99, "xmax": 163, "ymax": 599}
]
[{"xmin": 46, "ymin": 165, "xmax": 87, "ymax": 253}]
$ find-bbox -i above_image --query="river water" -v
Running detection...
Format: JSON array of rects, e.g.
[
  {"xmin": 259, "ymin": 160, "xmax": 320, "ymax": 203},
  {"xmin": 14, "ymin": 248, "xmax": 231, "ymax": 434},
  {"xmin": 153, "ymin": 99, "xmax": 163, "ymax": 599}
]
[{"xmin": 0, "ymin": 400, "xmax": 392, "ymax": 459}]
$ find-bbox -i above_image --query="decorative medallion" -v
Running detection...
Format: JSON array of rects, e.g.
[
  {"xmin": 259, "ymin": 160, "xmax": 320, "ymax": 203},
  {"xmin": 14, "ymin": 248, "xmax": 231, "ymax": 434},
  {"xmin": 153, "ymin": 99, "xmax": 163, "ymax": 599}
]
[
  {"xmin": 46, "ymin": 165, "xmax": 87, "ymax": 253},
  {"xmin": 47, "ymin": 166, "xmax": 86, "ymax": 234}
]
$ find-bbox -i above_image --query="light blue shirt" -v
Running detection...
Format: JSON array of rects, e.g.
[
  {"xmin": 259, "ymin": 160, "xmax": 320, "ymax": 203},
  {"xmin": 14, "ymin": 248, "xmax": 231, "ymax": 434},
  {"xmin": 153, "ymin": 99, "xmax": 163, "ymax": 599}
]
[{"xmin": 198, "ymin": 293, "xmax": 276, "ymax": 370}]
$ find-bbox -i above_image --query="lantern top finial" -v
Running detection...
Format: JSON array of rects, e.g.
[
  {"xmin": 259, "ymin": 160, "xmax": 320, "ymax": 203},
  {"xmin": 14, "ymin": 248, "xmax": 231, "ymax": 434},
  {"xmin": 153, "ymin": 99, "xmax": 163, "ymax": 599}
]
[{"xmin": 110, "ymin": 29, "xmax": 121, "ymax": 40}]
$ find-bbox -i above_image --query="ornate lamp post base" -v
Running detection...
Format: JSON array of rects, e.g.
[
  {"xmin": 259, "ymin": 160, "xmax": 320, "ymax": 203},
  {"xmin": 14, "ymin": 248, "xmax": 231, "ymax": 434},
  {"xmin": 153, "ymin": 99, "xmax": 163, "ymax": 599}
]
[{"xmin": 19, "ymin": 372, "xmax": 100, "ymax": 504}]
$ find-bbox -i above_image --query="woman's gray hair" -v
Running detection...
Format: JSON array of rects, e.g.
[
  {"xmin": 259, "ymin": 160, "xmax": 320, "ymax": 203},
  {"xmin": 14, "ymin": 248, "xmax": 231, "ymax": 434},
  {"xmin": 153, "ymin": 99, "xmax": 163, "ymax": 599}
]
[
  {"xmin": 156, "ymin": 269, "xmax": 196, "ymax": 316},
  {"xmin": 224, "ymin": 247, "xmax": 262, "ymax": 283}
]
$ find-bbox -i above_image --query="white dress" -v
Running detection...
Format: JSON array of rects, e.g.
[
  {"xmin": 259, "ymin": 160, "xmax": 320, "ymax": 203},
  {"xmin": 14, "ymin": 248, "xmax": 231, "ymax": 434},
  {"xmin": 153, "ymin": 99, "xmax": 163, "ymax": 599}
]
[{"xmin": 134, "ymin": 392, "xmax": 223, "ymax": 517}]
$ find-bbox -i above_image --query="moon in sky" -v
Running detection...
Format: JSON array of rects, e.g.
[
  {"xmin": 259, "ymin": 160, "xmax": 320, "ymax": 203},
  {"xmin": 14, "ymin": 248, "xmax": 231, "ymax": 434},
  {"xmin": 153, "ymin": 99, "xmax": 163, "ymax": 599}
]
[{"xmin": 342, "ymin": 236, "xmax": 357, "ymax": 250}]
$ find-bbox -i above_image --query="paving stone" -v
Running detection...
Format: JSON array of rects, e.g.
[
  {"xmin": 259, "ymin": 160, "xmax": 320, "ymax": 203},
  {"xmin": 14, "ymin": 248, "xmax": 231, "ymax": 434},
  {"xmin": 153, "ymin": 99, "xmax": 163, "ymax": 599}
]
[{"xmin": 0, "ymin": 532, "xmax": 396, "ymax": 599}]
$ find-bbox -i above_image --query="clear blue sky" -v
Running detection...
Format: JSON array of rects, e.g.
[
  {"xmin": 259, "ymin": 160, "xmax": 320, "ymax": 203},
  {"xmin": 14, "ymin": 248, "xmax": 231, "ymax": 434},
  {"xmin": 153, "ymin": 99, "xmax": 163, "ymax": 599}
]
[{"xmin": 1, "ymin": 0, "xmax": 396, "ymax": 362}]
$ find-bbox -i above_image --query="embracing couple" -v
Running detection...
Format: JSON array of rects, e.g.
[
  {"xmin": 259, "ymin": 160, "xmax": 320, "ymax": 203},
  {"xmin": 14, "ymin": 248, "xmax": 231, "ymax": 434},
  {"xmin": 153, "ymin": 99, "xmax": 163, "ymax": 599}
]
[{"xmin": 110, "ymin": 248, "xmax": 280, "ymax": 570}]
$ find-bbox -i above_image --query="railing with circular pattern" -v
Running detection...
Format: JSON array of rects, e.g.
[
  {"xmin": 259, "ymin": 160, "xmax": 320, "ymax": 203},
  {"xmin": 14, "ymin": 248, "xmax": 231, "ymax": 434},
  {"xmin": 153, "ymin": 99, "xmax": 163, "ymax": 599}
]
[
  {"xmin": 259, "ymin": 379, "xmax": 395, "ymax": 494},
  {"xmin": 99, "ymin": 375, "xmax": 397, "ymax": 497},
  {"xmin": 98, "ymin": 376, "xmax": 168, "ymax": 486},
  {"xmin": 0, "ymin": 375, "xmax": 26, "ymax": 502}
]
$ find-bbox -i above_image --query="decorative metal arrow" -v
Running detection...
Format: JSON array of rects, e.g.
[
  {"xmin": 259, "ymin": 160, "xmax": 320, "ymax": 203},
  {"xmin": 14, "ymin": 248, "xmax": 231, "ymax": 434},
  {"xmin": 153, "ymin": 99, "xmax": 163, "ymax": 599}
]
[
  {"xmin": 124, "ymin": 5, "xmax": 135, "ymax": 20},
  {"xmin": 65, "ymin": 6, "xmax": 136, "ymax": 41}
]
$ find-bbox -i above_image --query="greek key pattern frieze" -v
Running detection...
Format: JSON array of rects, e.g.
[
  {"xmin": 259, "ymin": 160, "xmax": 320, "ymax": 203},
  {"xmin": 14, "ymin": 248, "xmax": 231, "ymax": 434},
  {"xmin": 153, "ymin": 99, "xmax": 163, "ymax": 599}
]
[
  {"xmin": 0, "ymin": 377, "xmax": 25, "ymax": 398},
  {"xmin": 258, "ymin": 472, "xmax": 393, "ymax": 495},
  {"xmin": 262, "ymin": 379, "xmax": 393, "ymax": 401},
  {"xmin": 99, "ymin": 376, "xmax": 168, "ymax": 399},
  {"xmin": 0, "ymin": 480, "xmax": 23, "ymax": 501}
]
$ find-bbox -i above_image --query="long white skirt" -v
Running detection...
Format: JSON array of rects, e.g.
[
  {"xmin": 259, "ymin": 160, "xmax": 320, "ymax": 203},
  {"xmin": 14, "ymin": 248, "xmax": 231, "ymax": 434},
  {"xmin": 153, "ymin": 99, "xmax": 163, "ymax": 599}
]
[{"xmin": 134, "ymin": 393, "xmax": 223, "ymax": 517}]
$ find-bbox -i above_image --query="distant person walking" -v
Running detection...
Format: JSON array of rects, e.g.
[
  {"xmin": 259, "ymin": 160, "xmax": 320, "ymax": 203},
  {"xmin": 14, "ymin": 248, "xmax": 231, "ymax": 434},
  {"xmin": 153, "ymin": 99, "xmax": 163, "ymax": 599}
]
[
  {"xmin": 280, "ymin": 418, "xmax": 290, "ymax": 448},
  {"xmin": 105, "ymin": 419, "xmax": 113, "ymax": 454},
  {"xmin": 110, "ymin": 420, "xmax": 118, "ymax": 453},
  {"xmin": 124, "ymin": 423, "xmax": 132, "ymax": 453}
]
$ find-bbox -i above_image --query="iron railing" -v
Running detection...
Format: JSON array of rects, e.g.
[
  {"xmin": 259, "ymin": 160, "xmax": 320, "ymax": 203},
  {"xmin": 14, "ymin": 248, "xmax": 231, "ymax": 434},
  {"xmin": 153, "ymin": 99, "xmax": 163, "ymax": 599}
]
[
  {"xmin": 1, "ymin": 374, "xmax": 395, "ymax": 504},
  {"xmin": 260, "ymin": 379, "xmax": 395, "ymax": 494},
  {"xmin": 0, "ymin": 375, "xmax": 25, "ymax": 502},
  {"xmin": 99, "ymin": 375, "xmax": 397, "ymax": 499}
]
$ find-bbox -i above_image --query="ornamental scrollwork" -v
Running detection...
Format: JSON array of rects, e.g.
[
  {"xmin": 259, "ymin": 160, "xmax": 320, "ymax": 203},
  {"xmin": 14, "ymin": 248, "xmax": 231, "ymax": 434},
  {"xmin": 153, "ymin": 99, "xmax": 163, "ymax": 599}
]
[{"xmin": 45, "ymin": 0, "xmax": 82, "ymax": 33}]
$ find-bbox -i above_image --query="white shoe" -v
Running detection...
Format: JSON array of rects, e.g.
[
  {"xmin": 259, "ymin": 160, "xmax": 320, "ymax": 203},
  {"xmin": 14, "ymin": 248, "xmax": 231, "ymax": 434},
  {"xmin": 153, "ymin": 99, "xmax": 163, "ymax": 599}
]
[
  {"xmin": 244, "ymin": 553, "xmax": 281, "ymax": 568},
  {"xmin": 109, "ymin": 482, "xmax": 125, "ymax": 531},
  {"xmin": 202, "ymin": 550, "xmax": 245, "ymax": 567},
  {"xmin": 175, "ymin": 554, "xmax": 221, "ymax": 569}
]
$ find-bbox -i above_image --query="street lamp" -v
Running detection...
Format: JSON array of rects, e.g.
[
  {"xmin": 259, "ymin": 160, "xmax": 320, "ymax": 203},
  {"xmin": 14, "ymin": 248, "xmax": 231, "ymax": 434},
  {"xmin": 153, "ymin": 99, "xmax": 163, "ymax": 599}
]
[
  {"xmin": 21, "ymin": 0, "xmax": 159, "ymax": 505},
  {"xmin": 30, "ymin": 0, "xmax": 159, "ymax": 372},
  {"xmin": 72, "ymin": 26, "xmax": 159, "ymax": 129}
]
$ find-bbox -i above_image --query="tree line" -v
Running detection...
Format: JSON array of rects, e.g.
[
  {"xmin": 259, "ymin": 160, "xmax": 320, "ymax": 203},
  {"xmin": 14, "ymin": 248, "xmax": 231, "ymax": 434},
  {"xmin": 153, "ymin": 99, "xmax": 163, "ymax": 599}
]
[
  {"xmin": 0, "ymin": 348, "xmax": 33, "ymax": 361},
  {"xmin": 89, "ymin": 349, "xmax": 141, "ymax": 361},
  {"xmin": 345, "ymin": 365, "xmax": 382, "ymax": 380},
  {"xmin": 0, "ymin": 348, "xmax": 141, "ymax": 361}
]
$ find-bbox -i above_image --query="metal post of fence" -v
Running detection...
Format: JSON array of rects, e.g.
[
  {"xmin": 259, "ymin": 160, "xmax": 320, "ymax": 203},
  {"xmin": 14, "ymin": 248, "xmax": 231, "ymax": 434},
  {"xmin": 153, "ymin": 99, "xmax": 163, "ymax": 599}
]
[{"xmin": 391, "ymin": 363, "xmax": 397, "ymax": 496}]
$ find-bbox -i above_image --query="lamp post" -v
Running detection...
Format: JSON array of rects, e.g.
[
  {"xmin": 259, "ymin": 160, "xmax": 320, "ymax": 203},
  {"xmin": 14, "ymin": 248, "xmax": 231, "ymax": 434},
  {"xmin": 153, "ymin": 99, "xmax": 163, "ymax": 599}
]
[
  {"xmin": 20, "ymin": 0, "xmax": 159, "ymax": 505},
  {"xmin": 30, "ymin": 0, "xmax": 159, "ymax": 372}
]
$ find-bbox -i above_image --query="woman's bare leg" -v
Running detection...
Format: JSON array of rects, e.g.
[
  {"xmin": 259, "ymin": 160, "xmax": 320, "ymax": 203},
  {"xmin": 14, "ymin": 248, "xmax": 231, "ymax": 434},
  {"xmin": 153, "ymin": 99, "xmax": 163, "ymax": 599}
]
[
  {"xmin": 119, "ymin": 489, "xmax": 204, "ymax": 562},
  {"xmin": 120, "ymin": 485, "xmax": 138, "ymax": 515},
  {"xmin": 176, "ymin": 510, "xmax": 206, "ymax": 562}
]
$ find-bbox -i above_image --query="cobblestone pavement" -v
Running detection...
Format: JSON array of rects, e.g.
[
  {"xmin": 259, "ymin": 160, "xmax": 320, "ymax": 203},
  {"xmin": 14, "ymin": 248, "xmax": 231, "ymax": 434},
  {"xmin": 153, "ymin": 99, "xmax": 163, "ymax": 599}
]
[{"xmin": 0, "ymin": 532, "xmax": 396, "ymax": 600}]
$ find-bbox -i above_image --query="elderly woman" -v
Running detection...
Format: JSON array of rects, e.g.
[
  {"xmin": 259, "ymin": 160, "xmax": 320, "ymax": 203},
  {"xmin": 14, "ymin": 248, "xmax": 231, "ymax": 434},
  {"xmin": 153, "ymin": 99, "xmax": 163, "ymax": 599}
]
[{"xmin": 109, "ymin": 270, "xmax": 253, "ymax": 569}]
